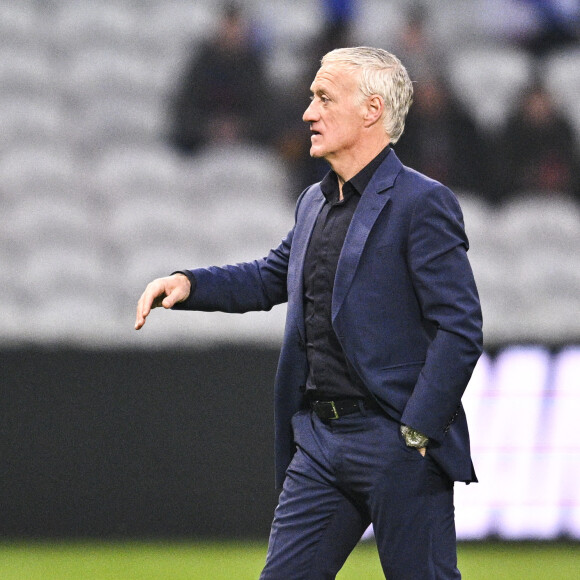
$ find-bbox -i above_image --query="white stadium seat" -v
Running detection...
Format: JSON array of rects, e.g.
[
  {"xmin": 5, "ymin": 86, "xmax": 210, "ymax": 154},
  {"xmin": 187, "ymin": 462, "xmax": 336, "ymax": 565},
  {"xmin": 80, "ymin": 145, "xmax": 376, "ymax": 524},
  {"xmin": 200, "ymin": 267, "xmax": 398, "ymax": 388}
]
[
  {"xmin": 447, "ymin": 45, "xmax": 534, "ymax": 134},
  {"xmin": 543, "ymin": 47, "xmax": 580, "ymax": 145}
]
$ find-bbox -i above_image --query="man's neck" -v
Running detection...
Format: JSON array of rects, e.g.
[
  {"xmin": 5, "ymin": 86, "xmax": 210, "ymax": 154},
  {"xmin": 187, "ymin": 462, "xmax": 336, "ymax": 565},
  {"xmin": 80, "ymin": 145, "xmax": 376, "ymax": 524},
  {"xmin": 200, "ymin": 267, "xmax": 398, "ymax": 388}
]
[{"xmin": 332, "ymin": 137, "xmax": 390, "ymax": 200}]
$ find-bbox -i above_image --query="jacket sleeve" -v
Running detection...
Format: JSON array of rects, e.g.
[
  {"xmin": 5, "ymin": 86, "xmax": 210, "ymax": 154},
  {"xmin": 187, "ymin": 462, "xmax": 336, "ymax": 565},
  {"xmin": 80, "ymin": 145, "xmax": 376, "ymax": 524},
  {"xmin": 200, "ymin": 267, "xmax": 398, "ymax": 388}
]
[
  {"xmin": 173, "ymin": 227, "xmax": 293, "ymax": 314},
  {"xmin": 400, "ymin": 184, "xmax": 483, "ymax": 444}
]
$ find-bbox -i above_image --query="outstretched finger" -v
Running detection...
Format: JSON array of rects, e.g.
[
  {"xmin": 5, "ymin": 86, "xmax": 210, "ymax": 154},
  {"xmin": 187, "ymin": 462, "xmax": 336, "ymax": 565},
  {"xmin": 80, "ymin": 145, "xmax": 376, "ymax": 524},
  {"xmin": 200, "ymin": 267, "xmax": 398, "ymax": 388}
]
[
  {"xmin": 135, "ymin": 293, "xmax": 150, "ymax": 330},
  {"xmin": 135, "ymin": 286, "xmax": 162, "ymax": 330}
]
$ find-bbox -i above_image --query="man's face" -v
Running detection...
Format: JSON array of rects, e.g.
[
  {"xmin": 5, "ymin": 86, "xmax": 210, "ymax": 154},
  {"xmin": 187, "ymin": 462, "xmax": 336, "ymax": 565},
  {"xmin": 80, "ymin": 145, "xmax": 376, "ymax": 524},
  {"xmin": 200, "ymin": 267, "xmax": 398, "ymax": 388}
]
[{"xmin": 303, "ymin": 63, "xmax": 366, "ymax": 164}]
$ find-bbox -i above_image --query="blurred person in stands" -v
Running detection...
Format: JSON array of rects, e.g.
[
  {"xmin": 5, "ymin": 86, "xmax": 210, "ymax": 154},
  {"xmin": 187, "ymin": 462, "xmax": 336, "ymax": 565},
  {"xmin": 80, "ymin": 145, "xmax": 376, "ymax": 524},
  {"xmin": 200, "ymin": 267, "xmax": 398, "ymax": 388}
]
[
  {"xmin": 519, "ymin": 0, "xmax": 580, "ymax": 56},
  {"xmin": 390, "ymin": 2, "xmax": 447, "ymax": 82},
  {"xmin": 395, "ymin": 75, "xmax": 495, "ymax": 200},
  {"xmin": 275, "ymin": 0, "xmax": 357, "ymax": 194},
  {"xmin": 499, "ymin": 82, "xmax": 580, "ymax": 201},
  {"xmin": 388, "ymin": 3, "xmax": 490, "ymax": 198},
  {"xmin": 168, "ymin": 2, "xmax": 273, "ymax": 154},
  {"xmin": 136, "ymin": 47, "xmax": 482, "ymax": 579},
  {"xmin": 478, "ymin": 0, "xmax": 579, "ymax": 56}
]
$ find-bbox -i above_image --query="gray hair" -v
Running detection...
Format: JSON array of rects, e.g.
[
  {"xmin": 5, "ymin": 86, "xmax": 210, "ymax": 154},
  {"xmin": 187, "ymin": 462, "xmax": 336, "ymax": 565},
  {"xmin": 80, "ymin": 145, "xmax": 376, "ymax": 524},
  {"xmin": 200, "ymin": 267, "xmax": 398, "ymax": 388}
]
[{"xmin": 321, "ymin": 47, "xmax": 413, "ymax": 144}]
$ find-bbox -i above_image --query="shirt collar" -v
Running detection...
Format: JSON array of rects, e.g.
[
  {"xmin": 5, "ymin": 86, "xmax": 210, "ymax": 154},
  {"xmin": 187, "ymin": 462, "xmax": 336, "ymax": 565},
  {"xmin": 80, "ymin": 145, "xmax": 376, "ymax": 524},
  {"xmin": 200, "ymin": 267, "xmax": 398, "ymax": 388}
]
[{"xmin": 320, "ymin": 144, "xmax": 391, "ymax": 202}]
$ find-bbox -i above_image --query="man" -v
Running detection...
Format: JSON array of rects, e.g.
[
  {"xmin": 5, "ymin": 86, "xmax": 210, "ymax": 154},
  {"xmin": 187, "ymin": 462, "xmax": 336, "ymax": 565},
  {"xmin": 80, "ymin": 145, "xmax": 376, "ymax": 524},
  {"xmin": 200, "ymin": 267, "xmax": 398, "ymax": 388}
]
[{"xmin": 136, "ymin": 47, "xmax": 483, "ymax": 579}]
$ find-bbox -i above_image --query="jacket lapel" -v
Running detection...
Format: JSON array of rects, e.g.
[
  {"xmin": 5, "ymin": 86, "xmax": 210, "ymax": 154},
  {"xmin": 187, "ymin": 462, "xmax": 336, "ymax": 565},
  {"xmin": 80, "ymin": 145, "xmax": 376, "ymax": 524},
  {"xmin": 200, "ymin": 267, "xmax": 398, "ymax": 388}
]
[{"xmin": 332, "ymin": 153, "xmax": 402, "ymax": 322}]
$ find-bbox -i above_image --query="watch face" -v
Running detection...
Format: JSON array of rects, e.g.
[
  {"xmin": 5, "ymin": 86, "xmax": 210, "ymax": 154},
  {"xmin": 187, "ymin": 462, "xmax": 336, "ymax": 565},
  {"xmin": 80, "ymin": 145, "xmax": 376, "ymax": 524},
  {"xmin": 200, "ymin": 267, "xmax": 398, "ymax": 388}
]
[
  {"xmin": 404, "ymin": 428, "xmax": 427, "ymax": 447},
  {"xmin": 409, "ymin": 434, "xmax": 423, "ymax": 446}
]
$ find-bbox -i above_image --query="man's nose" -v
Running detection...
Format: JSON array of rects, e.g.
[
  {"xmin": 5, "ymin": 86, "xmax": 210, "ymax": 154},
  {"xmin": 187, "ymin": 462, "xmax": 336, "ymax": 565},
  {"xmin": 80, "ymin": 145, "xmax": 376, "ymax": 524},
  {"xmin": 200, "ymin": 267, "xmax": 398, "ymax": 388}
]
[{"xmin": 303, "ymin": 100, "xmax": 317, "ymax": 122}]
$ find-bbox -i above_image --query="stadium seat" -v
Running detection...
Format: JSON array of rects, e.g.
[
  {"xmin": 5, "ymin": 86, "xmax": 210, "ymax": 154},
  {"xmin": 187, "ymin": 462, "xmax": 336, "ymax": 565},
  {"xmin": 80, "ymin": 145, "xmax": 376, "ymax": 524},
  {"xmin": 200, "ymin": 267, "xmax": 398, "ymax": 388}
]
[
  {"xmin": 191, "ymin": 144, "xmax": 292, "ymax": 205},
  {"xmin": 0, "ymin": 96, "xmax": 65, "ymax": 150},
  {"xmin": 2, "ymin": 194, "xmax": 101, "ymax": 252},
  {"xmin": 51, "ymin": 0, "xmax": 141, "ymax": 54},
  {"xmin": 427, "ymin": 0, "xmax": 489, "ymax": 49},
  {"xmin": 497, "ymin": 193, "xmax": 580, "ymax": 249},
  {"xmin": 139, "ymin": 0, "xmax": 217, "ymax": 45},
  {"xmin": 61, "ymin": 46, "xmax": 170, "ymax": 103},
  {"xmin": 67, "ymin": 97, "xmax": 165, "ymax": 156},
  {"xmin": 121, "ymin": 244, "xmax": 204, "ymax": 295},
  {"xmin": 265, "ymin": 44, "xmax": 307, "ymax": 90},
  {"xmin": 91, "ymin": 145, "xmax": 188, "ymax": 203},
  {"xmin": 106, "ymin": 196, "xmax": 196, "ymax": 250},
  {"xmin": 0, "ymin": 45, "xmax": 54, "ymax": 97},
  {"xmin": 446, "ymin": 45, "xmax": 534, "ymax": 134},
  {"xmin": 253, "ymin": 0, "xmax": 323, "ymax": 47},
  {"xmin": 351, "ymin": 0, "xmax": 405, "ymax": 48},
  {"xmin": 0, "ymin": 145, "xmax": 80, "ymax": 202},
  {"xmin": 0, "ymin": 1, "xmax": 42, "ymax": 50},
  {"xmin": 432, "ymin": 0, "xmax": 540, "ymax": 49},
  {"xmin": 543, "ymin": 47, "xmax": 580, "ymax": 145}
]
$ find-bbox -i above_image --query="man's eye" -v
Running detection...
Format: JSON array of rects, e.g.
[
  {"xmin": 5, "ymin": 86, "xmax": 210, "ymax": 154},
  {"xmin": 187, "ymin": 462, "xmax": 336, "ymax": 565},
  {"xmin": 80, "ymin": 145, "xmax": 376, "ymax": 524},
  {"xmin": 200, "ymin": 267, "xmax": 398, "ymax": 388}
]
[{"xmin": 309, "ymin": 94, "xmax": 329, "ymax": 104}]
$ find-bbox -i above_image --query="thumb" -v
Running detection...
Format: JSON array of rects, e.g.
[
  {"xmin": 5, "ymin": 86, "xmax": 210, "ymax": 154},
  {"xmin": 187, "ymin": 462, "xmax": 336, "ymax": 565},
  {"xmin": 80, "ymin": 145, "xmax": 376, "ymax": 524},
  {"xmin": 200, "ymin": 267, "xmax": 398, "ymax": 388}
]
[
  {"xmin": 161, "ymin": 283, "xmax": 187, "ymax": 309},
  {"xmin": 161, "ymin": 293, "xmax": 177, "ymax": 309}
]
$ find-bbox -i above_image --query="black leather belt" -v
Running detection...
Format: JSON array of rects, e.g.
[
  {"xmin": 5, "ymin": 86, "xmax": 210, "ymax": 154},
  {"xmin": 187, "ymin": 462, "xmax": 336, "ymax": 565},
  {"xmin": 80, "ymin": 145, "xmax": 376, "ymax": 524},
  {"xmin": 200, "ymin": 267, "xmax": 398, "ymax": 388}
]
[{"xmin": 310, "ymin": 398, "xmax": 380, "ymax": 421}]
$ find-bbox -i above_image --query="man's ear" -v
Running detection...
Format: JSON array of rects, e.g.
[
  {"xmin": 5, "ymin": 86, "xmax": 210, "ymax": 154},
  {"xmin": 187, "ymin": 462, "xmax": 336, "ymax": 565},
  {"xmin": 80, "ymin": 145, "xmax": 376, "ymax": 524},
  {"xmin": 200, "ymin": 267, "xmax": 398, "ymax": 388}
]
[{"xmin": 364, "ymin": 94, "xmax": 385, "ymax": 127}]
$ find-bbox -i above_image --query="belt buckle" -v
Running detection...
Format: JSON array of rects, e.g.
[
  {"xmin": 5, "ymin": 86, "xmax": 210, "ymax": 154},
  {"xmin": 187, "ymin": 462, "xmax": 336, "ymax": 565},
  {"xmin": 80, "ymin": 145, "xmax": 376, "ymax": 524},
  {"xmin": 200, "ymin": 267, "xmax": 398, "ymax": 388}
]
[
  {"xmin": 314, "ymin": 400, "xmax": 339, "ymax": 420},
  {"xmin": 328, "ymin": 401, "xmax": 339, "ymax": 420}
]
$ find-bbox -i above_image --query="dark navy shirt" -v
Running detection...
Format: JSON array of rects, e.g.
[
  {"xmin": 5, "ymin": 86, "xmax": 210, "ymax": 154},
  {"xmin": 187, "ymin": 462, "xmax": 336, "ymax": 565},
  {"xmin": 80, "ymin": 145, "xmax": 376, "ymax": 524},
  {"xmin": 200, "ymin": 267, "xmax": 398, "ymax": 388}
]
[{"xmin": 303, "ymin": 145, "xmax": 391, "ymax": 400}]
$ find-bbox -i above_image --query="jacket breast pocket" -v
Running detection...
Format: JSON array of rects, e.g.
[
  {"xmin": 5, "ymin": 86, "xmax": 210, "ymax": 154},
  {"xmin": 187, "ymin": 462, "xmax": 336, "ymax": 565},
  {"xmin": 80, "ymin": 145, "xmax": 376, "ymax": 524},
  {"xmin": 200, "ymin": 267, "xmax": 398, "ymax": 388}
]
[{"xmin": 381, "ymin": 361, "xmax": 425, "ymax": 373}]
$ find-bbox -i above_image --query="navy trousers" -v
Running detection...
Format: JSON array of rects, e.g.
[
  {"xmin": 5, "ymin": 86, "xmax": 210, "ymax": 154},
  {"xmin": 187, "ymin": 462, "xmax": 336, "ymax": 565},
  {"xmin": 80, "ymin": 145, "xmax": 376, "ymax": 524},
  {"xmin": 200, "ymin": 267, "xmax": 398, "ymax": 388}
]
[{"xmin": 260, "ymin": 407, "xmax": 461, "ymax": 580}]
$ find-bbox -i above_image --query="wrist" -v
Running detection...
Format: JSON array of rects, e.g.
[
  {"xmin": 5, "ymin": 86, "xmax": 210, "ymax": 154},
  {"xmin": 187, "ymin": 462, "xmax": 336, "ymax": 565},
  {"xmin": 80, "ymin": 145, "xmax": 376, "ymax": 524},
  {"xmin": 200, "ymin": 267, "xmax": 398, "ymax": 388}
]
[{"xmin": 171, "ymin": 270, "xmax": 196, "ymax": 295}]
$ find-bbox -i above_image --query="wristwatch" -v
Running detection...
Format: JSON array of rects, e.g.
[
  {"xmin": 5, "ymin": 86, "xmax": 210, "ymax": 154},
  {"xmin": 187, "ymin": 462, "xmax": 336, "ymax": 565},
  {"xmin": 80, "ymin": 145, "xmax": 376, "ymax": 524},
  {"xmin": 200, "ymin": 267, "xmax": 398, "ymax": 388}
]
[{"xmin": 400, "ymin": 425, "xmax": 429, "ymax": 448}]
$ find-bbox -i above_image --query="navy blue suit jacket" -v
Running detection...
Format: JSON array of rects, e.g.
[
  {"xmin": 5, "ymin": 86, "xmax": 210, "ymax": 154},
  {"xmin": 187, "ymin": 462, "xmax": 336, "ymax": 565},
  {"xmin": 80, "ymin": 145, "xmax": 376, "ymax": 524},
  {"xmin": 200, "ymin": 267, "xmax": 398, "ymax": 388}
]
[{"xmin": 179, "ymin": 151, "xmax": 483, "ymax": 488}]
